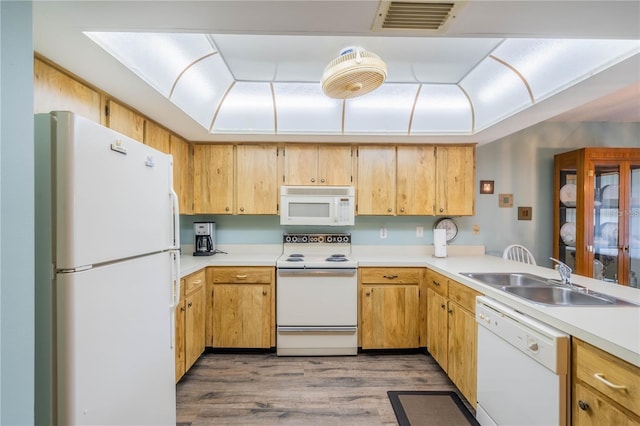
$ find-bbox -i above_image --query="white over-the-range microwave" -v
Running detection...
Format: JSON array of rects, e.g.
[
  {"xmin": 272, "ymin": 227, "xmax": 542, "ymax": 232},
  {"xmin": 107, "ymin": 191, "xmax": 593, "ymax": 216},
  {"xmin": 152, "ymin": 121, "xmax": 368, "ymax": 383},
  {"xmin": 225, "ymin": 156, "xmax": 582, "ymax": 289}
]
[{"xmin": 280, "ymin": 185, "xmax": 355, "ymax": 226}]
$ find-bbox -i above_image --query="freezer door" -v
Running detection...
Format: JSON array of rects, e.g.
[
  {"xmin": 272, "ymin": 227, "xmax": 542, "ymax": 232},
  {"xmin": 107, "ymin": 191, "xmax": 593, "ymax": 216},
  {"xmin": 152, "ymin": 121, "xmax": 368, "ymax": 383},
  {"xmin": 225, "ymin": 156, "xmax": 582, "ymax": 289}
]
[
  {"xmin": 52, "ymin": 112, "xmax": 175, "ymax": 269},
  {"xmin": 56, "ymin": 252, "xmax": 176, "ymax": 425}
]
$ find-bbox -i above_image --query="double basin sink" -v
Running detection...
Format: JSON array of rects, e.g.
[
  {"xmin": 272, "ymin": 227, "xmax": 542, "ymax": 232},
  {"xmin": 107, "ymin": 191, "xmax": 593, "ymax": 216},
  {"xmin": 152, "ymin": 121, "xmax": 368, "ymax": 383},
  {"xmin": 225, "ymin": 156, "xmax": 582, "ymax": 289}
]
[{"xmin": 460, "ymin": 272, "xmax": 637, "ymax": 306}]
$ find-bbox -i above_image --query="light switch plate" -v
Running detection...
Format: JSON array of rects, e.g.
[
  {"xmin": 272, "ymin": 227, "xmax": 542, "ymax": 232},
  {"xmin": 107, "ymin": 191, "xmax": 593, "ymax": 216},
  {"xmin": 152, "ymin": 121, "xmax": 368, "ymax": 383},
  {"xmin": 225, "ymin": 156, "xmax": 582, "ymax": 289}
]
[
  {"xmin": 380, "ymin": 227, "xmax": 387, "ymax": 239},
  {"xmin": 416, "ymin": 226, "xmax": 424, "ymax": 237}
]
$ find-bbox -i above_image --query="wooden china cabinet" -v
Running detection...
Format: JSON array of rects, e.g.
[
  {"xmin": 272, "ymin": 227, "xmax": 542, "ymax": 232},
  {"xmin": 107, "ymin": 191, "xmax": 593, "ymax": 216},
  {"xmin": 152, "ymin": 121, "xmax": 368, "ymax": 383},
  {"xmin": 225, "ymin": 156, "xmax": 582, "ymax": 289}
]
[{"xmin": 553, "ymin": 148, "xmax": 640, "ymax": 286}]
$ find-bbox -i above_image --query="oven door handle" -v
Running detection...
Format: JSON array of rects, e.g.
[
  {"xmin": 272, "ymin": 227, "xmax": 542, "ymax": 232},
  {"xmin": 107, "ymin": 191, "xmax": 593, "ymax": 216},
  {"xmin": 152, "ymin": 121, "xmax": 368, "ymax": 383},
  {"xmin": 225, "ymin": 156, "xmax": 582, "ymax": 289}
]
[
  {"xmin": 277, "ymin": 268, "xmax": 357, "ymax": 277},
  {"xmin": 278, "ymin": 326, "xmax": 357, "ymax": 333}
]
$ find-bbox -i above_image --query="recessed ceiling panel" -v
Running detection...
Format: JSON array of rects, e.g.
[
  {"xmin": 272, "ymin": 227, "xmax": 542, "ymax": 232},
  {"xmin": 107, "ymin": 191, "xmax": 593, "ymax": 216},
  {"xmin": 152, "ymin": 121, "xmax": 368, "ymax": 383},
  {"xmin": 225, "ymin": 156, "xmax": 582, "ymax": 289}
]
[
  {"xmin": 344, "ymin": 84, "xmax": 419, "ymax": 133},
  {"xmin": 411, "ymin": 84, "xmax": 472, "ymax": 133},
  {"xmin": 274, "ymin": 83, "xmax": 342, "ymax": 133},
  {"xmin": 461, "ymin": 58, "xmax": 532, "ymax": 131},
  {"xmin": 170, "ymin": 54, "xmax": 234, "ymax": 130},
  {"xmin": 85, "ymin": 32, "xmax": 216, "ymax": 97},
  {"xmin": 213, "ymin": 82, "xmax": 275, "ymax": 133}
]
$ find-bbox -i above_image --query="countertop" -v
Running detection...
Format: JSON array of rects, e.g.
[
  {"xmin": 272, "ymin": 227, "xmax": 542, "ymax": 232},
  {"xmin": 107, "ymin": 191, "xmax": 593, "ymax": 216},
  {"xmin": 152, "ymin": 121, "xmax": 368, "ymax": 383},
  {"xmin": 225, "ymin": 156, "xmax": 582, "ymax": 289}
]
[{"xmin": 179, "ymin": 244, "xmax": 640, "ymax": 367}]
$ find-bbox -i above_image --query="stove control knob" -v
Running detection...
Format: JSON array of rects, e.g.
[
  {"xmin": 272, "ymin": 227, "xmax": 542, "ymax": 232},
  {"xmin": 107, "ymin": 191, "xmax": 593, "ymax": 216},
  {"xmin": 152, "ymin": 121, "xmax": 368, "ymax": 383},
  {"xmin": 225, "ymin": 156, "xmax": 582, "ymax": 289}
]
[
  {"xmin": 327, "ymin": 236, "xmax": 333, "ymax": 243},
  {"xmin": 301, "ymin": 236, "xmax": 308, "ymax": 243}
]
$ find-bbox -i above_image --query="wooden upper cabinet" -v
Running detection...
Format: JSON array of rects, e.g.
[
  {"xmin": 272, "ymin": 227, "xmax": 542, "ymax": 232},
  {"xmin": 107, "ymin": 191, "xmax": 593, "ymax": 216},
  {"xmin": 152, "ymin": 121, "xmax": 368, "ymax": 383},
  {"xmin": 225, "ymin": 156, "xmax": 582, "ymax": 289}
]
[
  {"xmin": 106, "ymin": 99, "xmax": 145, "ymax": 143},
  {"xmin": 34, "ymin": 58, "xmax": 101, "ymax": 122},
  {"xmin": 193, "ymin": 144, "xmax": 234, "ymax": 214},
  {"xmin": 144, "ymin": 121, "xmax": 171, "ymax": 153},
  {"xmin": 283, "ymin": 144, "xmax": 353, "ymax": 186},
  {"xmin": 435, "ymin": 145, "xmax": 475, "ymax": 216},
  {"xmin": 171, "ymin": 135, "xmax": 193, "ymax": 215},
  {"xmin": 236, "ymin": 144, "xmax": 279, "ymax": 214},
  {"xmin": 397, "ymin": 145, "xmax": 436, "ymax": 215},
  {"xmin": 357, "ymin": 146, "xmax": 397, "ymax": 215}
]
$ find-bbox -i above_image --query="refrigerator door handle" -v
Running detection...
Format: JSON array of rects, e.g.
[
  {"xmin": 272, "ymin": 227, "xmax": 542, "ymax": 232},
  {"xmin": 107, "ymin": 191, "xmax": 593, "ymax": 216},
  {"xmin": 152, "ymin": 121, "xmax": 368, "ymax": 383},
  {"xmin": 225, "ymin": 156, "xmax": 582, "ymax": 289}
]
[
  {"xmin": 170, "ymin": 189, "xmax": 180, "ymax": 250},
  {"xmin": 169, "ymin": 250, "xmax": 181, "ymax": 349}
]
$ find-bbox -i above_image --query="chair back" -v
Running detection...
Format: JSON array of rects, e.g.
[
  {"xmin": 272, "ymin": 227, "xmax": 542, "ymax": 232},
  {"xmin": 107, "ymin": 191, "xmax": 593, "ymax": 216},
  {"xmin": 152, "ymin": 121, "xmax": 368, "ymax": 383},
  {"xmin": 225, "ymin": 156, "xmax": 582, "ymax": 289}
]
[{"xmin": 502, "ymin": 244, "xmax": 537, "ymax": 265}]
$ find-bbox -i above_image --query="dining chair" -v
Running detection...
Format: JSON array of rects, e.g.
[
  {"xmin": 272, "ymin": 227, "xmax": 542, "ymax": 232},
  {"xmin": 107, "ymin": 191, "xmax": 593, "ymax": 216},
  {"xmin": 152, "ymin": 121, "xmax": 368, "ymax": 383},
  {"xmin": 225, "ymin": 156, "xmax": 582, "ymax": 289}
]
[{"xmin": 502, "ymin": 244, "xmax": 537, "ymax": 265}]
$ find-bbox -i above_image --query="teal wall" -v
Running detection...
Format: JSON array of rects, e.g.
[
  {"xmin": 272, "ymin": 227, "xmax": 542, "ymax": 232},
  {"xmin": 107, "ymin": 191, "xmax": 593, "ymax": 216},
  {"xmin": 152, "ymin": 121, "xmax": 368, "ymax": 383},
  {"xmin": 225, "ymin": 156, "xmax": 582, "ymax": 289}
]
[{"xmin": 1, "ymin": 1, "xmax": 34, "ymax": 424}]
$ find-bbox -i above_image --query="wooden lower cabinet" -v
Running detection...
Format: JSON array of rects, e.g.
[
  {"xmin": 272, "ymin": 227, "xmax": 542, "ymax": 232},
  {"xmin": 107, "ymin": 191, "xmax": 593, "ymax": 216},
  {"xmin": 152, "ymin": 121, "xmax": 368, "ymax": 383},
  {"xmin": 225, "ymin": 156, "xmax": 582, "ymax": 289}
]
[
  {"xmin": 208, "ymin": 267, "xmax": 275, "ymax": 348},
  {"xmin": 359, "ymin": 267, "xmax": 423, "ymax": 349},
  {"xmin": 175, "ymin": 270, "xmax": 206, "ymax": 383},
  {"xmin": 426, "ymin": 269, "xmax": 481, "ymax": 408},
  {"xmin": 572, "ymin": 338, "xmax": 640, "ymax": 425}
]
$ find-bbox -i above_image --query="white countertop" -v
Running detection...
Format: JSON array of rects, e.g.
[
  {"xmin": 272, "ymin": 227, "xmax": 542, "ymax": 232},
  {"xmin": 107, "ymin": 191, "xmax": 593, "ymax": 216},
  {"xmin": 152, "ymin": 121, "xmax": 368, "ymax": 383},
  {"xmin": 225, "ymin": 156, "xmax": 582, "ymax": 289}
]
[{"xmin": 179, "ymin": 244, "xmax": 640, "ymax": 367}]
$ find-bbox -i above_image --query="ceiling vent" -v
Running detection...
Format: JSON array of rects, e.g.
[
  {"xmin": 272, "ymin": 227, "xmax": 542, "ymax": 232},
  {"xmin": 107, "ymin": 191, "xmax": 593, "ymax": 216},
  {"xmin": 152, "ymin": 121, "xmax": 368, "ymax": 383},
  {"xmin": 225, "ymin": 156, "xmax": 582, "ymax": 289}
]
[
  {"xmin": 372, "ymin": 1, "xmax": 464, "ymax": 32},
  {"xmin": 321, "ymin": 47, "xmax": 387, "ymax": 99}
]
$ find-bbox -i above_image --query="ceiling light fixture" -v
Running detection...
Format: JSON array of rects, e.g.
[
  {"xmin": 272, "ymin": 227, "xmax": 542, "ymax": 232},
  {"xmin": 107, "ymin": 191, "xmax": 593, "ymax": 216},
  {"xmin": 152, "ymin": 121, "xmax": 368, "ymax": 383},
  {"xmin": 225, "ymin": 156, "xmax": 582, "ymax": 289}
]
[{"xmin": 321, "ymin": 47, "xmax": 387, "ymax": 99}]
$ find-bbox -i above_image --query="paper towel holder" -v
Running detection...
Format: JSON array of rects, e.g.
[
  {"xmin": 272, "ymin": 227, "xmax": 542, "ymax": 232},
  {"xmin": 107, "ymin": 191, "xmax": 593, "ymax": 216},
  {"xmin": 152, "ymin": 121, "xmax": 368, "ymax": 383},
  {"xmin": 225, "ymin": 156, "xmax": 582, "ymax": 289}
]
[{"xmin": 433, "ymin": 217, "xmax": 458, "ymax": 242}]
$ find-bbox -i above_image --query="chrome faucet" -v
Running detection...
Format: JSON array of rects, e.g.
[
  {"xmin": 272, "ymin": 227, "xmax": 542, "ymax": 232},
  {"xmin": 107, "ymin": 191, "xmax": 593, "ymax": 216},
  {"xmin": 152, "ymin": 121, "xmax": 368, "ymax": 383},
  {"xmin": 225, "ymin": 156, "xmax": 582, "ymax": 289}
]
[{"xmin": 550, "ymin": 257, "xmax": 572, "ymax": 286}]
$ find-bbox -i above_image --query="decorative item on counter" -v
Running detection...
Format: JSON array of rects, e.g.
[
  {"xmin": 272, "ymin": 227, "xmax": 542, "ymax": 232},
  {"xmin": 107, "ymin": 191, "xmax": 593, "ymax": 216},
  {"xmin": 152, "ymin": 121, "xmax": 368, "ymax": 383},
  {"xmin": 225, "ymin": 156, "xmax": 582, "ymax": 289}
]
[
  {"xmin": 559, "ymin": 183, "xmax": 576, "ymax": 207},
  {"xmin": 433, "ymin": 229, "xmax": 447, "ymax": 258}
]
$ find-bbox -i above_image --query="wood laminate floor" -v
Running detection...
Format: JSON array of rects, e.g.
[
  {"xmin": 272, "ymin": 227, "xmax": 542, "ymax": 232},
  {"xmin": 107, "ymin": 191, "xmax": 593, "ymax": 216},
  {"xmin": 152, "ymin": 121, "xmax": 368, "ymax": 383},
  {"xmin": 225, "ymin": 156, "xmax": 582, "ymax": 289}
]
[{"xmin": 176, "ymin": 351, "xmax": 470, "ymax": 425}]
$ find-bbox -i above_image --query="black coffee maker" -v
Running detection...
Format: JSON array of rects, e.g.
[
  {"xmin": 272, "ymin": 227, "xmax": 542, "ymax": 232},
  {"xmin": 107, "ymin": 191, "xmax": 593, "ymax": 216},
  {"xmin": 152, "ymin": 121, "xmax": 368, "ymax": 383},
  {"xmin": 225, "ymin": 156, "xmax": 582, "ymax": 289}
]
[{"xmin": 193, "ymin": 222, "xmax": 216, "ymax": 256}]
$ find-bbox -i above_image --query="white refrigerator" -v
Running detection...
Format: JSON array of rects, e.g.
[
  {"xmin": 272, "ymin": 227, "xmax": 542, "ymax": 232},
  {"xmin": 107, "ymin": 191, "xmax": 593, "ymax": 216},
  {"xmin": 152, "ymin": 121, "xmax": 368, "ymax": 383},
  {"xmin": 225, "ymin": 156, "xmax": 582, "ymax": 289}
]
[{"xmin": 35, "ymin": 111, "xmax": 180, "ymax": 425}]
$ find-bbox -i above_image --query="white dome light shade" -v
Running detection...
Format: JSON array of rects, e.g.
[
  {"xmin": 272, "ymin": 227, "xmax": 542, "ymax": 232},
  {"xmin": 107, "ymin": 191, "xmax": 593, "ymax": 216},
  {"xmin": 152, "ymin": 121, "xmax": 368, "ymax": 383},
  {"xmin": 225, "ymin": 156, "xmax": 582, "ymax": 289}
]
[
  {"xmin": 274, "ymin": 83, "xmax": 343, "ymax": 134},
  {"xmin": 412, "ymin": 84, "xmax": 472, "ymax": 134},
  {"xmin": 170, "ymin": 54, "xmax": 234, "ymax": 130},
  {"xmin": 344, "ymin": 83, "xmax": 419, "ymax": 134},
  {"xmin": 461, "ymin": 57, "xmax": 533, "ymax": 131},
  {"xmin": 492, "ymin": 39, "xmax": 640, "ymax": 102},
  {"xmin": 86, "ymin": 32, "xmax": 216, "ymax": 97},
  {"xmin": 213, "ymin": 82, "xmax": 275, "ymax": 133}
]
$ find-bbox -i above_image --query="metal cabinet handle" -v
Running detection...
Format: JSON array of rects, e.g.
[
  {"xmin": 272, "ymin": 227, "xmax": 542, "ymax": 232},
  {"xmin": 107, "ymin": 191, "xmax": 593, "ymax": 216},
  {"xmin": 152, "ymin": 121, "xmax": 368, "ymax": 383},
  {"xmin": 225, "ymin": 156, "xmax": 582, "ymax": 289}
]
[
  {"xmin": 192, "ymin": 279, "xmax": 202, "ymax": 284},
  {"xmin": 439, "ymin": 208, "xmax": 444, "ymax": 213},
  {"xmin": 383, "ymin": 275, "xmax": 398, "ymax": 279},
  {"xmin": 578, "ymin": 400, "xmax": 589, "ymax": 411},
  {"xmin": 366, "ymin": 292, "xmax": 371, "ymax": 296},
  {"xmin": 440, "ymin": 303, "xmax": 445, "ymax": 309},
  {"xmin": 387, "ymin": 207, "xmax": 392, "ymax": 212},
  {"xmin": 594, "ymin": 373, "xmax": 627, "ymax": 389},
  {"xmin": 187, "ymin": 302, "xmax": 193, "ymax": 308},
  {"xmin": 311, "ymin": 178, "xmax": 316, "ymax": 183},
  {"xmin": 320, "ymin": 178, "xmax": 325, "ymax": 183},
  {"xmin": 239, "ymin": 207, "xmax": 244, "ymax": 212},
  {"xmin": 180, "ymin": 306, "xmax": 186, "ymax": 312},
  {"xmin": 225, "ymin": 206, "xmax": 229, "ymax": 212},
  {"xmin": 448, "ymin": 308, "xmax": 453, "ymax": 315},
  {"xmin": 432, "ymin": 280, "xmax": 441, "ymax": 287},
  {"xmin": 262, "ymin": 290, "xmax": 267, "ymax": 296},
  {"xmin": 400, "ymin": 207, "xmax": 405, "ymax": 213},
  {"xmin": 236, "ymin": 274, "xmax": 248, "ymax": 279}
]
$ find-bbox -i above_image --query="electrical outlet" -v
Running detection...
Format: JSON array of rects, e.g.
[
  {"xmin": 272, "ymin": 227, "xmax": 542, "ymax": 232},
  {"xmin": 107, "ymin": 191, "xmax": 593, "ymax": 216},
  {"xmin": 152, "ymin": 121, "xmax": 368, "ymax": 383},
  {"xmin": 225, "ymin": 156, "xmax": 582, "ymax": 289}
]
[
  {"xmin": 416, "ymin": 226, "xmax": 424, "ymax": 237},
  {"xmin": 380, "ymin": 227, "xmax": 387, "ymax": 239}
]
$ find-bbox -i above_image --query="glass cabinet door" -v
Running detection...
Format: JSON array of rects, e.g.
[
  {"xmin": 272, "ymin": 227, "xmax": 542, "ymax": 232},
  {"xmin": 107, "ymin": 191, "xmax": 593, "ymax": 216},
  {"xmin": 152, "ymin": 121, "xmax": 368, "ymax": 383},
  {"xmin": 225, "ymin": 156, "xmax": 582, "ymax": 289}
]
[
  {"xmin": 558, "ymin": 168, "xmax": 577, "ymax": 270},
  {"xmin": 628, "ymin": 164, "xmax": 640, "ymax": 288},
  {"xmin": 592, "ymin": 164, "xmax": 620, "ymax": 282}
]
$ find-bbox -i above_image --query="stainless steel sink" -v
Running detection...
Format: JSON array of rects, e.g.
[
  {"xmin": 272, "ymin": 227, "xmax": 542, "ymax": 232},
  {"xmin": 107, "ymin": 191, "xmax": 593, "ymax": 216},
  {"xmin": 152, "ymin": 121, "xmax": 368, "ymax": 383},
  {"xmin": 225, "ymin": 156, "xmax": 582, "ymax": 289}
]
[{"xmin": 460, "ymin": 272, "xmax": 638, "ymax": 306}]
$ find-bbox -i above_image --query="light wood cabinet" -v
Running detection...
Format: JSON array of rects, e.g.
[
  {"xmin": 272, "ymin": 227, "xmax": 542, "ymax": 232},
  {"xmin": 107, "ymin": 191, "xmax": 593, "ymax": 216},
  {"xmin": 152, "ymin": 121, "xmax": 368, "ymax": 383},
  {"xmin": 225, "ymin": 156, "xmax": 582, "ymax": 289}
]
[
  {"xmin": 397, "ymin": 145, "xmax": 436, "ymax": 215},
  {"xmin": 209, "ymin": 267, "xmax": 275, "ymax": 348},
  {"xmin": 175, "ymin": 270, "xmax": 206, "ymax": 382},
  {"xmin": 426, "ymin": 269, "xmax": 481, "ymax": 408},
  {"xmin": 236, "ymin": 145, "xmax": 279, "ymax": 214},
  {"xmin": 193, "ymin": 144, "xmax": 234, "ymax": 214},
  {"xmin": 105, "ymin": 99, "xmax": 145, "ymax": 142},
  {"xmin": 434, "ymin": 146, "xmax": 475, "ymax": 216},
  {"xmin": 356, "ymin": 146, "xmax": 397, "ymax": 215},
  {"xmin": 170, "ymin": 135, "xmax": 193, "ymax": 215},
  {"xmin": 34, "ymin": 57, "xmax": 102, "ymax": 122},
  {"xmin": 144, "ymin": 121, "xmax": 171, "ymax": 153},
  {"xmin": 283, "ymin": 144, "xmax": 353, "ymax": 185},
  {"xmin": 359, "ymin": 268, "xmax": 422, "ymax": 349},
  {"xmin": 554, "ymin": 148, "xmax": 640, "ymax": 285},
  {"xmin": 572, "ymin": 338, "xmax": 640, "ymax": 425}
]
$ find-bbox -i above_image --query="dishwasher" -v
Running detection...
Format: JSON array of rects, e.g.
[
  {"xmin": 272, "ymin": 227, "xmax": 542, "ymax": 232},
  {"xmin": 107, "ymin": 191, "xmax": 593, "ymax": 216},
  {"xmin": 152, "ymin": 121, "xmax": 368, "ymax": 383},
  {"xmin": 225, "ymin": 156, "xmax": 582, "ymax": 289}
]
[{"xmin": 475, "ymin": 296, "xmax": 570, "ymax": 426}]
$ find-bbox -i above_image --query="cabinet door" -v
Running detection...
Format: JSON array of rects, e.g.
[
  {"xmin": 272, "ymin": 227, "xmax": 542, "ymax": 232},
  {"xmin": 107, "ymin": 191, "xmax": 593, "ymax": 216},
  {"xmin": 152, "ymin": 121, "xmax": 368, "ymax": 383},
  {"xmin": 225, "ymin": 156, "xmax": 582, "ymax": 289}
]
[
  {"xmin": 193, "ymin": 144, "xmax": 234, "ymax": 214},
  {"xmin": 145, "ymin": 121, "xmax": 171, "ymax": 153},
  {"xmin": 106, "ymin": 99, "xmax": 145, "ymax": 142},
  {"xmin": 435, "ymin": 146, "xmax": 475, "ymax": 215},
  {"xmin": 236, "ymin": 145, "xmax": 279, "ymax": 214},
  {"xmin": 361, "ymin": 285, "xmax": 419, "ymax": 349},
  {"xmin": 397, "ymin": 145, "xmax": 436, "ymax": 215},
  {"xmin": 357, "ymin": 146, "xmax": 396, "ymax": 215},
  {"xmin": 212, "ymin": 284, "xmax": 271, "ymax": 348},
  {"xmin": 174, "ymin": 299, "xmax": 186, "ymax": 383},
  {"xmin": 283, "ymin": 145, "xmax": 317, "ymax": 185},
  {"xmin": 447, "ymin": 302, "xmax": 477, "ymax": 407},
  {"xmin": 426, "ymin": 289, "xmax": 448, "ymax": 370},
  {"xmin": 171, "ymin": 135, "xmax": 193, "ymax": 215},
  {"xmin": 185, "ymin": 285, "xmax": 205, "ymax": 370},
  {"xmin": 574, "ymin": 382, "xmax": 638, "ymax": 426},
  {"xmin": 318, "ymin": 145, "xmax": 352, "ymax": 185}
]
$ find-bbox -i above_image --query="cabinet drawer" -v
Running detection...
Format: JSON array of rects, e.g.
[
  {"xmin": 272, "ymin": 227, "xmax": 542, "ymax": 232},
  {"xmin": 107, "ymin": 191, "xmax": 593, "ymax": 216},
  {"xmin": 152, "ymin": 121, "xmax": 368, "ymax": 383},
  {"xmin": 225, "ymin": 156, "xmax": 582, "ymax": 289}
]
[
  {"xmin": 448, "ymin": 280, "xmax": 481, "ymax": 313},
  {"xmin": 426, "ymin": 269, "xmax": 449, "ymax": 296},
  {"xmin": 184, "ymin": 270, "xmax": 205, "ymax": 293},
  {"xmin": 574, "ymin": 382, "xmax": 638, "ymax": 425},
  {"xmin": 212, "ymin": 267, "xmax": 273, "ymax": 284},
  {"xmin": 574, "ymin": 339, "xmax": 640, "ymax": 417},
  {"xmin": 360, "ymin": 268, "xmax": 422, "ymax": 284}
]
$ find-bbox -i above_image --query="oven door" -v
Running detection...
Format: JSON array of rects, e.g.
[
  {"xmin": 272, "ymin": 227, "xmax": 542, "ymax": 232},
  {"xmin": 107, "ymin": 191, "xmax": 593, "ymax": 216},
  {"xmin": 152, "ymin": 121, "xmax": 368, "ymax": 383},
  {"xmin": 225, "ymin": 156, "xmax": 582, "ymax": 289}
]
[{"xmin": 276, "ymin": 268, "xmax": 357, "ymax": 355}]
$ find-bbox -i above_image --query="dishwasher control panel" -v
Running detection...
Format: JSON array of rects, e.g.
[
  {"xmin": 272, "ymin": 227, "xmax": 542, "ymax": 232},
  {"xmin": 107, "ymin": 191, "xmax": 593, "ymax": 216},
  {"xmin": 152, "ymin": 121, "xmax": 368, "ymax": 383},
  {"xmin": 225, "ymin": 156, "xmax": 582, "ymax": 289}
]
[{"xmin": 476, "ymin": 296, "xmax": 569, "ymax": 374}]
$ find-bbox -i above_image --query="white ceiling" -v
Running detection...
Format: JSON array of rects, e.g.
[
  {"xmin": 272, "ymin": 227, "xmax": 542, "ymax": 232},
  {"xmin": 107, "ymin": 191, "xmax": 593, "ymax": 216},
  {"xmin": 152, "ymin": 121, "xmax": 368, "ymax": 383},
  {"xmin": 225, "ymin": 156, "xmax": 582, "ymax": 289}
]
[{"xmin": 33, "ymin": 1, "xmax": 640, "ymax": 145}]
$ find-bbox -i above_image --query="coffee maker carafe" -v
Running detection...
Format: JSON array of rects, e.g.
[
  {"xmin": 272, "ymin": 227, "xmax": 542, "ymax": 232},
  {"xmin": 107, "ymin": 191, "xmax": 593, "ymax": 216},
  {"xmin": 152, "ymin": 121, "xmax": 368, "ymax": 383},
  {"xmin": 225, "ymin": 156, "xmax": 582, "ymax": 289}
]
[{"xmin": 193, "ymin": 222, "xmax": 216, "ymax": 256}]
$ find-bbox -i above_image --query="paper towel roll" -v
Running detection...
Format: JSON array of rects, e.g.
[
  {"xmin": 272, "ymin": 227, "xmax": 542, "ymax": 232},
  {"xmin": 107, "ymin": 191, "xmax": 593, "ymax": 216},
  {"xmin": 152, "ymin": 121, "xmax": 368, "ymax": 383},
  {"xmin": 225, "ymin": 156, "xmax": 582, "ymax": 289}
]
[{"xmin": 434, "ymin": 229, "xmax": 447, "ymax": 258}]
